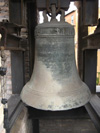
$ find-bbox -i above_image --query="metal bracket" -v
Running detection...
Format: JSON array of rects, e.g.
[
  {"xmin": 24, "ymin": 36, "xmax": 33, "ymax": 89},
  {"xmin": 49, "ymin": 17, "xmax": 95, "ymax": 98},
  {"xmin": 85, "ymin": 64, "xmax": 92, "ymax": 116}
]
[
  {"xmin": 83, "ymin": 19, "xmax": 100, "ymax": 50},
  {"xmin": 0, "ymin": 22, "xmax": 27, "ymax": 51}
]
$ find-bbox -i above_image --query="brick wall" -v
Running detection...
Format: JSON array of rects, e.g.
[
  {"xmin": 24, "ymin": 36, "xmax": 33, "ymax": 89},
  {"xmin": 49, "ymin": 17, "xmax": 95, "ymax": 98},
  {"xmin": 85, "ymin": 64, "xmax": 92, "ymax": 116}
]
[
  {"xmin": 0, "ymin": 1, "xmax": 10, "ymax": 133},
  {"xmin": 1, "ymin": 50, "xmax": 12, "ymax": 99},
  {"xmin": 0, "ymin": 0, "xmax": 12, "ymax": 99},
  {"xmin": 0, "ymin": 0, "xmax": 9, "ymax": 21},
  {"xmin": 0, "ymin": 1, "xmax": 31, "ymax": 133}
]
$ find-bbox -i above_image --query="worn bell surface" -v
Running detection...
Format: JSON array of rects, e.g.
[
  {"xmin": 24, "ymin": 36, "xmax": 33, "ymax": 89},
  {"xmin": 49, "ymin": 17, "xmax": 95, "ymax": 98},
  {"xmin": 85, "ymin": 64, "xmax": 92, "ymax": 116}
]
[{"xmin": 21, "ymin": 11, "xmax": 91, "ymax": 111}]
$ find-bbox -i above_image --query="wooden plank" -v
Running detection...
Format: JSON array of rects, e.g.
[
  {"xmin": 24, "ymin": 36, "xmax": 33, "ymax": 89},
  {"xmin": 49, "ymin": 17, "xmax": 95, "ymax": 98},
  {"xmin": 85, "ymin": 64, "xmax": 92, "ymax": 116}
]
[
  {"xmin": 27, "ymin": 2, "xmax": 37, "ymax": 75},
  {"xmin": 85, "ymin": 95, "xmax": 100, "ymax": 132},
  {"xmin": 9, "ymin": 0, "xmax": 26, "ymax": 25},
  {"xmin": 8, "ymin": 95, "xmax": 21, "ymax": 118},
  {"xmin": 36, "ymin": 0, "xmax": 70, "ymax": 10},
  {"xmin": 83, "ymin": 34, "xmax": 100, "ymax": 50},
  {"xmin": 40, "ymin": 119, "xmax": 97, "ymax": 133},
  {"xmin": 83, "ymin": 0, "xmax": 98, "ymax": 26},
  {"xmin": 9, "ymin": 102, "xmax": 24, "ymax": 132},
  {"xmin": 9, "ymin": 0, "xmax": 22, "ymax": 25},
  {"xmin": 83, "ymin": 50, "xmax": 97, "ymax": 93},
  {"xmin": 11, "ymin": 51, "xmax": 25, "ymax": 94},
  {"xmin": 77, "ymin": 1, "xmax": 88, "ymax": 79},
  {"xmin": 4, "ymin": 95, "xmax": 25, "ymax": 133},
  {"xmin": 90, "ymin": 95, "xmax": 100, "ymax": 118}
]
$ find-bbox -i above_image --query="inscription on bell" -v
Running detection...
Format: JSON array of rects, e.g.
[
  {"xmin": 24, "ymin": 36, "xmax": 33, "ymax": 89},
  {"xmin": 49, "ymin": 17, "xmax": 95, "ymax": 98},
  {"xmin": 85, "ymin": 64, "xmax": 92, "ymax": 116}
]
[{"xmin": 35, "ymin": 27, "xmax": 74, "ymax": 36}]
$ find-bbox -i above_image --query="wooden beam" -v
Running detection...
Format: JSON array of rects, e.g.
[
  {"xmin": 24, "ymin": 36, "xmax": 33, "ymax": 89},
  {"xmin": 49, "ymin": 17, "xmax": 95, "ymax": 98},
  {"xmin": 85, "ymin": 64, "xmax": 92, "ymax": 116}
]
[
  {"xmin": 9, "ymin": 0, "xmax": 26, "ymax": 25},
  {"xmin": 36, "ymin": 0, "xmax": 70, "ymax": 11},
  {"xmin": 83, "ymin": 33, "xmax": 100, "ymax": 50},
  {"xmin": 77, "ymin": 1, "xmax": 88, "ymax": 79},
  {"xmin": 83, "ymin": 0, "xmax": 98, "ymax": 26},
  {"xmin": 27, "ymin": 1, "xmax": 37, "ymax": 75},
  {"xmin": 85, "ymin": 95, "xmax": 100, "ymax": 132},
  {"xmin": 83, "ymin": 50, "xmax": 97, "ymax": 93},
  {"xmin": 11, "ymin": 51, "xmax": 25, "ymax": 94},
  {"xmin": 9, "ymin": 0, "xmax": 22, "ymax": 25}
]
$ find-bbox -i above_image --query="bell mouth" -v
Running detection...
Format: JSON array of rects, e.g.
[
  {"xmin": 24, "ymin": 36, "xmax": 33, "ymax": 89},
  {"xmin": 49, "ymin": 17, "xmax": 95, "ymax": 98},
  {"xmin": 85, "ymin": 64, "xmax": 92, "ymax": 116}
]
[{"xmin": 21, "ymin": 82, "xmax": 91, "ymax": 111}]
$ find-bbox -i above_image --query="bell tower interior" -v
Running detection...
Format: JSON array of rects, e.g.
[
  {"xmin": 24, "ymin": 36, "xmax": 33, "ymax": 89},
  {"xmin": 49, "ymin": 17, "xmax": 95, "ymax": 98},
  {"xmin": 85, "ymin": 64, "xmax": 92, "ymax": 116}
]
[{"xmin": 0, "ymin": 0, "xmax": 100, "ymax": 133}]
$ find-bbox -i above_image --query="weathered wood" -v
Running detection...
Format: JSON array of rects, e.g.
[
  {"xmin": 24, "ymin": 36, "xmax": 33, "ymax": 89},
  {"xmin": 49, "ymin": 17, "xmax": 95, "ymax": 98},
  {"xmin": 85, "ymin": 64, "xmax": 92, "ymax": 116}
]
[
  {"xmin": 85, "ymin": 95, "xmax": 100, "ymax": 132},
  {"xmin": 40, "ymin": 119, "xmax": 97, "ymax": 133},
  {"xmin": 5, "ymin": 95, "xmax": 24, "ymax": 132},
  {"xmin": 83, "ymin": 50, "xmax": 97, "ymax": 93},
  {"xmin": 8, "ymin": 95, "xmax": 20, "ymax": 118},
  {"xmin": 83, "ymin": 0, "xmax": 98, "ymax": 26},
  {"xmin": 77, "ymin": 1, "xmax": 88, "ymax": 79},
  {"xmin": 90, "ymin": 95, "xmax": 100, "ymax": 118},
  {"xmin": 36, "ymin": 0, "xmax": 70, "ymax": 10},
  {"xmin": 9, "ymin": 0, "xmax": 22, "ymax": 25},
  {"xmin": 83, "ymin": 33, "xmax": 100, "ymax": 50},
  {"xmin": 11, "ymin": 51, "xmax": 25, "ymax": 94},
  {"xmin": 28, "ymin": 106, "xmax": 98, "ymax": 133},
  {"xmin": 9, "ymin": 0, "xmax": 26, "ymax": 25},
  {"xmin": 27, "ymin": 2, "xmax": 37, "ymax": 75}
]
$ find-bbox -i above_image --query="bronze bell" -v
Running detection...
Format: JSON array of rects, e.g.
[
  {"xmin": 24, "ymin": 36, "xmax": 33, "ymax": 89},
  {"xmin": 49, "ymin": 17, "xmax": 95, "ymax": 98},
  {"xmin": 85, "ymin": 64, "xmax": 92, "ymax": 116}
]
[{"xmin": 21, "ymin": 6, "xmax": 91, "ymax": 111}]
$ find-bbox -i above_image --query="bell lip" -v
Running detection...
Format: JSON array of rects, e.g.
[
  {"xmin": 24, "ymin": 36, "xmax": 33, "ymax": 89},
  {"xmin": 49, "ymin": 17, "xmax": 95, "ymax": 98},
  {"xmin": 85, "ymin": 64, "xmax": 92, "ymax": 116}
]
[
  {"xmin": 27, "ymin": 101, "xmax": 90, "ymax": 111},
  {"xmin": 21, "ymin": 82, "xmax": 91, "ymax": 111},
  {"xmin": 21, "ymin": 95, "xmax": 91, "ymax": 111}
]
